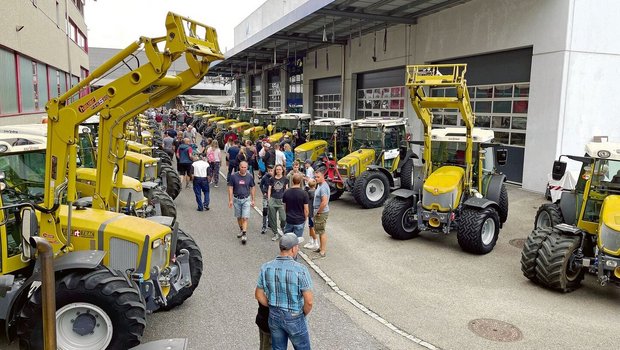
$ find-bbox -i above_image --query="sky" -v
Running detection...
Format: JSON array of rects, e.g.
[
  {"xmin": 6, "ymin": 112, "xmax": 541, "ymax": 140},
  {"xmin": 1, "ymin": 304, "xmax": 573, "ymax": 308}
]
[{"xmin": 84, "ymin": 0, "xmax": 265, "ymax": 53}]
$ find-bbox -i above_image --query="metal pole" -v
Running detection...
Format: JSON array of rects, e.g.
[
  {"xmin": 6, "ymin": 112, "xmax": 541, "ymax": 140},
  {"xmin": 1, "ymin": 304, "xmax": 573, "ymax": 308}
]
[{"xmin": 30, "ymin": 237, "xmax": 56, "ymax": 350}]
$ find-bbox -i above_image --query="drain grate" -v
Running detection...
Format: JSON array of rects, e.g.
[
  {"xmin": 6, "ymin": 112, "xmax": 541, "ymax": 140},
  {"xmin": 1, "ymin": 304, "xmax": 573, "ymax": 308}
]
[
  {"xmin": 509, "ymin": 238, "xmax": 525, "ymax": 249},
  {"xmin": 468, "ymin": 319, "xmax": 523, "ymax": 342}
]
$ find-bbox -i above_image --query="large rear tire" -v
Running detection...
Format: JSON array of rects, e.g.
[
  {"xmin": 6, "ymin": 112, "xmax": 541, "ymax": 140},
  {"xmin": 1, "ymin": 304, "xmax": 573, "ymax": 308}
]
[
  {"xmin": 534, "ymin": 231, "xmax": 584, "ymax": 292},
  {"xmin": 146, "ymin": 188, "xmax": 177, "ymax": 221},
  {"xmin": 400, "ymin": 158, "xmax": 414, "ymax": 190},
  {"xmin": 534, "ymin": 203, "xmax": 563, "ymax": 229},
  {"xmin": 353, "ymin": 171, "xmax": 390, "ymax": 209},
  {"xmin": 216, "ymin": 132, "xmax": 225, "ymax": 150},
  {"xmin": 382, "ymin": 196, "xmax": 420, "ymax": 240},
  {"xmin": 520, "ymin": 228, "xmax": 553, "ymax": 282},
  {"xmin": 498, "ymin": 184, "xmax": 509, "ymax": 224},
  {"xmin": 457, "ymin": 207, "xmax": 500, "ymax": 254},
  {"xmin": 154, "ymin": 149, "xmax": 172, "ymax": 166},
  {"xmin": 158, "ymin": 230, "xmax": 203, "ymax": 311},
  {"xmin": 17, "ymin": 266, "xmax": 146, "ymax": 350},
  {"xmin": 160, "ymin": 167, "xmax": 181, "ymax": 200}
]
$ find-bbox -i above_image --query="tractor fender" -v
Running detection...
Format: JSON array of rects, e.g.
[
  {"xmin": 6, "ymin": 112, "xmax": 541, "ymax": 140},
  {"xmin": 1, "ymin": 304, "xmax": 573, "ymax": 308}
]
[
  {"xmin": 463, "ymin": 197, "xmax": 500, "ymax": 212},
  {"xmin": 391, "ymin": 188, "xmax": 416, "ymax": 199},
  {"xmin": 141, "ymin": 181, "xmax": 159, "ymax": 190},
  {"xmin": 558, "ymin": 191, "xmax": 577, "ymax": 225},
  {"xmin": 484, "ymin": 174, "xmax": 506, "ymax": 204},
  {"xmin": 366, "ymin": 165, "xmax": 395, "ymax": 187},
  {"xmin": 2, "ymin": 250, "xmax": 105, "ymax": 340}
]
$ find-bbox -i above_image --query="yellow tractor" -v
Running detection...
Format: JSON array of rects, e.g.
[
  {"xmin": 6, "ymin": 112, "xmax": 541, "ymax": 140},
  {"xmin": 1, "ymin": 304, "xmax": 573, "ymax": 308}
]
[
  {"xmin": 268, "ymin": 113, "xmax": 312, "ymax": 145},
  {"xmin": 330, "ymin": 117, "xmax": 415, "ymax": 206},
  {"xmin": 522, "ymin": 141, "xmax": 620, "ymax": 291},
  {"xmin": 243, "ymin": 109, "xmax": 278, "ymax": 141},
  {"xmin": 0, "ymin": 12, "xmax": 221, "ymax": 348},
  {"xmin": 295, "ymin": 117, "xmax": 352, "ymax": 164},
  {"xmin": 381, "ymin": 64, "xmax": 509, "ymax": 254}
]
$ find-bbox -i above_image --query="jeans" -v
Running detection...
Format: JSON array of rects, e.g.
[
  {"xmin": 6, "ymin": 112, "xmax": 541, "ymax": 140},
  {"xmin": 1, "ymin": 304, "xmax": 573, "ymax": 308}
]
[
  {"xmin": 268, "ymin": 307, "xmax": 311, "ymax": 350},
  {"xmin": 193, "ymin": 177, "xmax": 210, "ymax": 210},
  {"xmin": 284, "ymin": 223, "xmax": 305, "ymax": 238}
]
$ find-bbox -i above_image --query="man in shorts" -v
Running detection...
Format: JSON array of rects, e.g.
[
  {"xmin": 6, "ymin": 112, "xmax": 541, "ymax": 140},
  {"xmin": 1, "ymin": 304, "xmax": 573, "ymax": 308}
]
[
  {"xmin": 176, "ymin": 138, "xmax": 193, "ymax": 188},
  {"xmin": 312, "ymin": 170, "xmax": 330, "ymax": 258},
  {"xmin": 228, "ymin": 161, "xmax": 256, "ymax": 244}
]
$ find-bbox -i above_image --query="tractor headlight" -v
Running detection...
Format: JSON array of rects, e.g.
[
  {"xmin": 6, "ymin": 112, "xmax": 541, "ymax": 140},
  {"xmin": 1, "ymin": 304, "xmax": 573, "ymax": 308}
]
[
  {"xmin": 152, "ymin": 239, "xmax": 163, "ymax": 249},
  {"xmin": 164, "ymin": 233, "xmax": 172, "ymax": 243},
  {"xmin": 605, "ymin": 260, "xmax": 618, "ymax": 268},
  {"xmin": 349, "ymin": 164, "xmax": 358, "ymax": 177}
]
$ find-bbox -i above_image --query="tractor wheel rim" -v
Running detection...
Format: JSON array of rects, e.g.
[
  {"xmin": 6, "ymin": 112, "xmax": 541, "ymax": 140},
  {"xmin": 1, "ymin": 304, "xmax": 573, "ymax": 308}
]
[
  {"xmin": 481, "ymin": 217, "xmax": 496, "ymax": 245},
  {"xmin": 56, "ymin": 302, "xmax": 113, "ymax": 350},
  {"xmin": 366, "ymin": 178, "xmax": 385, "ymax": 202},
  {"xmin": 536, "ymin": 212, "xmax": 551, "ymax": 229},
  {"xmin": 566, "ymin": 249, "xmax": 581, "ymax": 281},
  {"xmin": 402, "ymin": 207, "xmax": 417, "ymax": 232}
]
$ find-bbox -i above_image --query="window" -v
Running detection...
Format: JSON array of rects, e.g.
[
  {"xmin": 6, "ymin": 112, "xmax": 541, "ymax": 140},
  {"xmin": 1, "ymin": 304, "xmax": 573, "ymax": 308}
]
[
  {"xmin": 239, "ymin": 78, "xmax": 247, "ymax": 107},
  {"xmin": 0, "ymin": 49, "xmax": 19, "ymax": 115},
  {"xmin": 288, "ymin": 73, "xmax": 303, "ymax": 111},
  {"xmin": 251, "ymin": 78, "xmax": 261, "ymax": 109},
  {"xmin": 430, "ymin": 82, "xmax": 529, "ymax": 147},
  {"xmin": 37, "ymin": 63, "xmax": 48, "ymax": 110},
  {"xmin": 313, "ymin": 94, "xmax": 341, "ymax": 118},
  {"xmin": 356, "ymin": 86, "xmax": 405, "ymax": 119},
  {"xmin": 19, "ymin": 57, "xmax": 36, "ymax": 113},
  {"xmin": 72, "ymin": 0, "xmax": 84, "ymax": 15},
  {"xmin": 79, "ymin": 67, "xmax": 89, "ymax": 98},
  {"xmin": 268, "ymin": 82, "xmax": 281, "ymax": 111},
  {"xmin": 68, "ymin": 19, "xmax": 87, "ymax": 52}
]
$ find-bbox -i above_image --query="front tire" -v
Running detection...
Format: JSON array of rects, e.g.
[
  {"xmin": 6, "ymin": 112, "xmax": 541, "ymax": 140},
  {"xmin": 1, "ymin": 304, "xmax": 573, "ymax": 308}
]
[
  {"xmin": 17, "ymin": 266, "xmax": 146, "ymax": 350},
  {"xmin": 160, "ymin": 166, "xmax": 181, "ymax": 199},
  {"xmin": 498, "ymin": 184, "xmax": 509, "ymax": 224},
  {"xmin": 382, "ymin": 196, "xmax": 420, "ymax": 240},
  {"xmin": 534, "ymin": 231, "xmax": 584, "ymax": 292},
  {"xmin": 400, "ymin": 158, "xmax": 414, "ymax": 190},
  {"xmin": 353, "ymin": 171, "xmax": 390, "ymax": 209},
  {"xmin": 457, "ymin": 207, "xmax": 500, "ymax": 254},
  {"xmin": 158, "ymin": 230, "xmax": 203, "ymax": 311},
  {"xmin": 146, "ymin": 188, "xmax": 177, "ymax": 221}
]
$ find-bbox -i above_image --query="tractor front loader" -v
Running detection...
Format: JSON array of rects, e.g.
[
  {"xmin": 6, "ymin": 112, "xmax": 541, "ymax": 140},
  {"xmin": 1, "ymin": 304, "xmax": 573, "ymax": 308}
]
[
  {"xmin": 522, "ymin": 142, "xmax": 620, "ymax": 291},
  {"xmin": 382, "ymin": 64, "xmax": 508, "ymax": 254},
  {"xmin": 0, "ymin": 12, "xmax": 221, "ymax": 349}
]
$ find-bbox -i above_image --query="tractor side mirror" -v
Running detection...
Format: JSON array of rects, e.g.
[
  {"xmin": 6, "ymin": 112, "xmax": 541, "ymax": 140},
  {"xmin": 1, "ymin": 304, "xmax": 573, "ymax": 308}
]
[
  {"xmin": 551, "ymin": 160, "xmax": 567, "ymax": 181},
  {"xmin": 496, "ymin": 149, "xmax": 508, "ymax": 166},
  {"xmin": 20, "ymin": 207, "xmax": 39, "ymax": 260}
]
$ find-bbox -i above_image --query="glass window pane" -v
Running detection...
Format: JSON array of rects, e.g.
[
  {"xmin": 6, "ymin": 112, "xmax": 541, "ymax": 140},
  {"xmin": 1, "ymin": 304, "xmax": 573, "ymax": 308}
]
[
  {"xmin": 392, "ymin": 87, "xmax": 402, "ymax": 97},
  {"xmin": 494, "ymin": 85, "xmax": 513, "ymax": 97},
  {"xmin": 513, "ymin": 100, "xmax": 528, "ymax": 114},
  {"xmin": 37, "ymin": 63, "xmax": 48, "ymax": 109},
  {"xmin": 357, "ymin": 100, "xmax": 364, "ymax": 109},
  {"xmin": 492, "ymin": 116, "xmax": 511, "ymax": 129},
  {"xmin": 475, "ymin": 86, "xmax": 493, "ymax": 98},
  {"xmin": 511, "ymin": 133, "xmax": 526, "ymax": 146},
  {"xmin": 444, "ymin": 88, "xmax": 456, "ymax": 97},
  {"xmin": 493, "ymin": 101, "xmax": 512, "ymax": 113},
  {"xmin": 475, "ymin": 101, "xmax": 491, "ymax": 113},
  {"xmin": 494, "ymin": 131, "xmax": 509, "ymax": 144},
  {"xmin": 514, "ymin": 84, "xmax": 529, "ymax": 97},
  {"xmin": 19, "ymin": 56, "xmax": 35, "ymax": 113},
  {"xmin": 444, "ymin": 115, "xmax": 457, "ymax": 126},
  {"xmin": 0, "ymin": 48, "xmax": 18, "ymax": 114},
  {"xmin": 475, "ymin": 115, "xmax": 491, "ymax": 128},
  {"xmin": 59, "ymin": 71, "xmax": 67, "ymax": 95},
  {"xmin": 512, "ymin": 117, "xmax": 527, "ymax": 130},
  {"xmin": 357, "ymin": 90, "xmax": 364, "ymax": 98},
  {"xmin": 431, "ymin": 88, "xmax": 444, "ymax": 97}
]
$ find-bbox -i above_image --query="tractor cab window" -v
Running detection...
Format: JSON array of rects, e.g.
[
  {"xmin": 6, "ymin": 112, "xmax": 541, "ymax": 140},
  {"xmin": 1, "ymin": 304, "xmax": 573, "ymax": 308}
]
[
  {"xmin": 582, "ymin": 159, "xmax": 620, "ymax": 223},
  {"xmin": 275, "ymin": 118, "xmax": 298, "ymax": 132},
  {"xmin": 351, "ymin": 127, "xmax": 382, "ymax": 153},
  {"xmin": 383, "ymin": 127, "xmax": 401, "ymax": 150},
  {"xmin": 300, "ymin": 119, "xmax": 310, "ymax": 134},
  {"xmin": 431, "ymin": 141, "xmax": 468, "ymax": 168}
]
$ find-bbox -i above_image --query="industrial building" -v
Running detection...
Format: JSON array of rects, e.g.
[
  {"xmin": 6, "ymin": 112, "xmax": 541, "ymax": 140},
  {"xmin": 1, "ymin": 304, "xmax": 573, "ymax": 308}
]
[
  {"xmin": 208, "ymin": 0, "xmax": 620, "ymax": 192},
  {"xmin": 0, "ymin": 0, "xmax": 89, "ymax": 125}
]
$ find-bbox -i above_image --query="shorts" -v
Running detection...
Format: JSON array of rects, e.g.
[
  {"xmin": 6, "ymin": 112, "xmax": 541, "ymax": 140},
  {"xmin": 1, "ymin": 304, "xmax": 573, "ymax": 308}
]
[
  {"xmin": 178, "ymin": 163, "xmax": 192, "ymax": 176},
  {"xmin": 314, "ymin": 212, "xmax": 329, "ymax": 235},
  {"xmin": 233, "ymin": 197, "xmax": 251, "ymax": 218}
]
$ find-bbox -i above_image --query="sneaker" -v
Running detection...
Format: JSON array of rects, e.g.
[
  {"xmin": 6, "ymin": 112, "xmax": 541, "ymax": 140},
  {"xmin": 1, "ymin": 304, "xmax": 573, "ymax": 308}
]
[
  {"xmin": 237, "ymin": 231, "xmax": 243, "ymax": 238},
  {"xmin": 214, "ymin": 184, "xmax": 218, "ymax": 188},
  {"xmin": 312, "ymin": 252, "xmax": 326, "ymax": 260},
  {"xmin": 205, "ymin": 207, "xmax": 210, "ymax": 211},
  {"xmin": 303, "ymin": 241, "xmax": 315, "ymax": 249},
  {"xmin": 297, "ymin": 237, "xmax": 305, "ymax": 244},
  {"xmin": 271, "ymin": 234, "xmax": 278, "ymax": 241},
  {"xmin": 241, "ymin": 234, "xmax": 247, "ymax": 245},
  {"xmin": 261, "ymin": 228, "xmax": 266, "ymax": 234},
  {"xmin": 196, "ymin": 208, "xmax": 203, "ymax": 212},
  {"xmin": 313, "ymin": 246, "xmax": 321, "ymax": 253}
]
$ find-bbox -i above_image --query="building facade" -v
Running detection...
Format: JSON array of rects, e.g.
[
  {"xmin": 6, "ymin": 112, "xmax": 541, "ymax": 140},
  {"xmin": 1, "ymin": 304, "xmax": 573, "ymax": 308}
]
[
  {"xmin": 224, "ymin": 0, "xmax": 620, "ymax": 193},
  {"xmin": 0, "ymin": 0, "xmax": 89, "ymax": 125}
]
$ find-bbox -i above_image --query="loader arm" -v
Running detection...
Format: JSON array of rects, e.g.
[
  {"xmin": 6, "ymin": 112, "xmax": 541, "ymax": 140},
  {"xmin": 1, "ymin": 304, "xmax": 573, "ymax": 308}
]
[
  {"xmin": 406, "ymin": 64, "xmax": 476, "ymax": 193},
  {"xmin": 42, "ymin": 12, "xmax": 222, "ymax": 237}
]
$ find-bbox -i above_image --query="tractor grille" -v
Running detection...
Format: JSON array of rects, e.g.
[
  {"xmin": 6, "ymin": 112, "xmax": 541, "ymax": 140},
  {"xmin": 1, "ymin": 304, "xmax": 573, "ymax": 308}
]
[
  {"xmin": 337, "ymin": 166, "xmax": 348, "ymax": 177},
  {"xmin": 600, "ymin": 224, "xmax": 620, "ymax": 253},
  {"xmin": 422, "ymin": 188, "xmax": 457, "ymax": 212},
  {"xmin": 150, "ymin": 242, "xmax": 167, "ymax": 272},
  {"xmin": 109, "ymin": 238, "xmax": 138, "ymax": 271}
]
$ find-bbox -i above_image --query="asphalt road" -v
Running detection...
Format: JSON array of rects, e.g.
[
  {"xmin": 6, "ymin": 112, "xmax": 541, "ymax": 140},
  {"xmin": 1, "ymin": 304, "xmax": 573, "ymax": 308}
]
[{"xmin": 2, "ymin": 165, "xmax": 619, "ymax": 349}]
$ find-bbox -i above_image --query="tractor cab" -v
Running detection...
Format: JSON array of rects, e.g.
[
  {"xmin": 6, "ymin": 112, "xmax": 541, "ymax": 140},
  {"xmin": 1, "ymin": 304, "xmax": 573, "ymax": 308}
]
[
  {"xmin": 244, "ymin": 110, "xmax": 279, "ymax": 141},
  {"xmin": 269, "ymin": 113, "xmax": 312, "ymax": 144},
  {"xmin": 295, "ymin": 118, "xmax": 352, "ymax": 163},
  {"xmin": 345, "ymin": 117, "xmax": 408, "ymax": 173}
]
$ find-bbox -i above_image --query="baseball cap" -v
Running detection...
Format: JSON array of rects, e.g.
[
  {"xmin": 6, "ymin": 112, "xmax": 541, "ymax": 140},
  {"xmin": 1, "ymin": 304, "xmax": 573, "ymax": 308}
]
[
  {"xmin": 264, "ymin": 142, "xmax": 271, "ymax": 148},
  {"xmin": 304, "ymin": 159, "xmax": 312, "ymax": 165},
  {"xmin": 279, "ymin": 233, "xmax": 299, "ymax": 250}
]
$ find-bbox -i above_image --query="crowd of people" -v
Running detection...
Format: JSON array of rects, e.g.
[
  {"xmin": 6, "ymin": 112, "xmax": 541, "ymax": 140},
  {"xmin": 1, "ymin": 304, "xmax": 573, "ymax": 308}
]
[{"xmin": 156, "ymin": 108, "xmax": 329, "ymax": 349}]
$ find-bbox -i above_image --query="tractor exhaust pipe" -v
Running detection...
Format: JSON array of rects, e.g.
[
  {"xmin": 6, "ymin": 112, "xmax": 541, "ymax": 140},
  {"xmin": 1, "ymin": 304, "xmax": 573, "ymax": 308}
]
[{"xmin": 30, "ymin": 237, "xmax": 56, "ymax": 350}]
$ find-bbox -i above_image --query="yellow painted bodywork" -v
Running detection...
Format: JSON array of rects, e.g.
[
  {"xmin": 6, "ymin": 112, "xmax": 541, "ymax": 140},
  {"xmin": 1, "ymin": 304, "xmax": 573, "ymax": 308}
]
[
  {"xmin": 207, "ymin": 116, "xmax": 225, "ymax": 123},
  {"xmin": 76, "ymin": 168, "xmax": 148, "ymax": 211},
  {"xmin": 230, "ymin": 122, "xmax": 252, "ymax": 134},
  {"xmin": 599, "ymin": 195, "xmax": 620, "ymax": 256},
  {"xmin": 215, "ymin": 119, "xmax": 238, "ymax": 133},
  {"xmin": 295, "ymin": 140, "xmax": 327, "ymax": 162},
  {"xmin": 338, "ymin": 149, "xmax": 375, "ymax": 178},
  {"xmin": 127, "ymin": 141, "xmax": 153, "ymax": 157},
  {"xmin": 423, "ymin": 166, "xmax": 464, "ymax": 211},
  {"xmin": 124, "ymin": 151, "xmax": 159, "ymax": 182}
]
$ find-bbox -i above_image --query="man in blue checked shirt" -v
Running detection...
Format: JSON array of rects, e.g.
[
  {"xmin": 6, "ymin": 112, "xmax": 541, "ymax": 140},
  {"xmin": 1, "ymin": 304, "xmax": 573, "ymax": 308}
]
[{"xmin": 255, "ymin": 233, "xmax": 314, "ymax": 350}]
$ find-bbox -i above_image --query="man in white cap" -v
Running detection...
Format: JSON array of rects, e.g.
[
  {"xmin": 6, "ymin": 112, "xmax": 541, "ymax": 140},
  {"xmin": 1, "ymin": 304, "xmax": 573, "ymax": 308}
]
[{"xmin": 255, "ymin": 233, "xmax": 313, "ymax": 349}]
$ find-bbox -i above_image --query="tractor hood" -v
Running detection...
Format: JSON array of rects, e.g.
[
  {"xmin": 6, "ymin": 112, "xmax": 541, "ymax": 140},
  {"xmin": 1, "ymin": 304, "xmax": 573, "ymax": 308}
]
[
  {"xmin": 599, "ymin": 195, "xmax": 620, "ymax": 256},
  {"xmin": 76, "ymin": 168, "xmax": 143, "ymax": 191},
  {"xmin": 296, "ymin": 140, "xmax": 326, "ymax": 152},
  {"xmin": 338, "ymin": 149, "xmax": 375, "ymax": 168},
  {"xmin": 268, "ymin": 131, "xmax": 288, "ymax": 143},
  {"xmin": 422, "ymin": 166, "xmax": 464, "ymax": 211}
]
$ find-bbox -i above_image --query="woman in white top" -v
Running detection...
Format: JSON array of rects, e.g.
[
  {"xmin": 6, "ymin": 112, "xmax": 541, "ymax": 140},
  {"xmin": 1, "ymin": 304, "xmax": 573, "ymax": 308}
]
[{"xmin": 207, "ymin": 140, "xmax": 222, "ymax": 187}]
